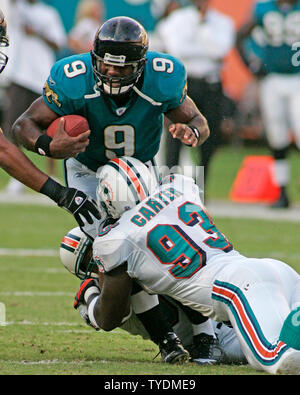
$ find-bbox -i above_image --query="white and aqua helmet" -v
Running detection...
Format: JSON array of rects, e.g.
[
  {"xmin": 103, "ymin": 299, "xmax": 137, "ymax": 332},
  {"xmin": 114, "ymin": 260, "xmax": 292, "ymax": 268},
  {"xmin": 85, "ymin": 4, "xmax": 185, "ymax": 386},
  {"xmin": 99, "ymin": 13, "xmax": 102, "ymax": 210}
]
[
  {"xmin": 59, "ymin": 227, "xmax": 98, "ymax": 280},
  {"xmin": 96, "ymin": 156, "xmax": 157, "ymax": 219}
]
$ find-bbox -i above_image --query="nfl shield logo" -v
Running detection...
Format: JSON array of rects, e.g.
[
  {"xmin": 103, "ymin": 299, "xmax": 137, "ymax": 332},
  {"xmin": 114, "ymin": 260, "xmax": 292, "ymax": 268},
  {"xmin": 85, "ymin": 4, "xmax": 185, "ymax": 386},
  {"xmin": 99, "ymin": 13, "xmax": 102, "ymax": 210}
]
[{"xmin": 75, "ymin": 196, "xmax": 84, "ymax": 205}]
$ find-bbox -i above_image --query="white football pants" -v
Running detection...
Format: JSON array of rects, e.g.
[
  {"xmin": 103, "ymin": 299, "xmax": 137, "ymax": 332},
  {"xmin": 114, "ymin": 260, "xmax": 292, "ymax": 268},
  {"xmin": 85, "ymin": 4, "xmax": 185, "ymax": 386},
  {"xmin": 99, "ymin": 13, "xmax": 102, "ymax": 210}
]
[
  {"xmin": 210, "ymin": 255, "xmax": 300, "ymax": 374},
  {"xmin": 258, "ymin": 73, "xmax": 300, "ymax": 150}
]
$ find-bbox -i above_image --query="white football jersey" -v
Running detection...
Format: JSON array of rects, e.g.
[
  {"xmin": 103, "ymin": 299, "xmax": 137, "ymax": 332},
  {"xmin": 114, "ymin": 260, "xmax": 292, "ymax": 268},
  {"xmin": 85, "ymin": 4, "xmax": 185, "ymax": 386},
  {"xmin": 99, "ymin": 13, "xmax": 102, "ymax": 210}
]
[{"xmin": 93, "ymin": 175, "xmax": 241, "ymax": 317}]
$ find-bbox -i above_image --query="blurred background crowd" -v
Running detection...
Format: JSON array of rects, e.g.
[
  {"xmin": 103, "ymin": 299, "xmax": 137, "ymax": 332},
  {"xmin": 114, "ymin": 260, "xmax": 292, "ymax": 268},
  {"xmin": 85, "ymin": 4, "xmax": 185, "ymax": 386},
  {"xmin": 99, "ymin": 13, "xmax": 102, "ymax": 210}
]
[{"xmin": 0, "ymin": 0, "xmax": 299, "ymax": 209}]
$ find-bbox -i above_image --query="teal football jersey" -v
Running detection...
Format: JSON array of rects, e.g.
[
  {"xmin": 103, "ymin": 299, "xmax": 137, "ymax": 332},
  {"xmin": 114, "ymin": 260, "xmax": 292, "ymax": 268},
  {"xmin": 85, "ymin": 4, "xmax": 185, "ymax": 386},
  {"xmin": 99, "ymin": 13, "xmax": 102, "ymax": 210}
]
[
  {"xmin": 43, "ymin": 51, "xmax": 187, "ymax": 171},
  {"xmin": 254, "ymin": 0, "xmax": 300, "ymax": 74}
]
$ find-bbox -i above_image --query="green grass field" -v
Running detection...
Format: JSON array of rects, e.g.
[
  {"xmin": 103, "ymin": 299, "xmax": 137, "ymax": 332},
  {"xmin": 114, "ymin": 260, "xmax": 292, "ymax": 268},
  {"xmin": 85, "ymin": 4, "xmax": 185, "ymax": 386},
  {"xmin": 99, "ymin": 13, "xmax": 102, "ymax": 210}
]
[{"xmin": 0, "ymin": 144, "xmax": 300, "ymax": 376}]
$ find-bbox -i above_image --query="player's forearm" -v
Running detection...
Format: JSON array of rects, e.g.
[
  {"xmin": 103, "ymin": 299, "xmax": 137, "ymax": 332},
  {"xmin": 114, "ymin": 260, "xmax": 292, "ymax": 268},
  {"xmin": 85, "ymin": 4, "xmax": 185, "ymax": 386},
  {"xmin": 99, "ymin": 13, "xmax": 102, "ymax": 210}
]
[
  {"xmin": 11, "ymin": 115, "xmax": 44, "ymax": 151},
  {"xmin": 10, "ymin": 97, "xmax": 58, "ymax": 151},
  {"xmin": 87, "ymin": 267, "xmax": 133, "ymax": 331},
  {"xmin": 92, "ymin": 290, "xmax": 132, "ymax": 331},
  {"xmin": 165, "ymin": 96, "xmax": 210, "ymax": 147},
  {"xmin": 0, "ymin": 134, "xmax": 48, "ymax": 191}
]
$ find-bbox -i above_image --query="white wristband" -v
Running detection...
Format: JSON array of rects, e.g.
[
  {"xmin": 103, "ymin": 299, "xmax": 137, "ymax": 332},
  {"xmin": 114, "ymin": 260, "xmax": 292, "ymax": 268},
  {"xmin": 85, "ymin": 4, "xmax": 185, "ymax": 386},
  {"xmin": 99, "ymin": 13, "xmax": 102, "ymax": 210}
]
[
  {"xmin": 84, "ymin": 286, "xmax": 100, "ymax": 304},
  {"xmin": 189, "ymin": 125, "xmax": 200, "ymax": 140},
  {"xmin": 87, "ymin": 295, "xmax": 100, "ymax": 329}
]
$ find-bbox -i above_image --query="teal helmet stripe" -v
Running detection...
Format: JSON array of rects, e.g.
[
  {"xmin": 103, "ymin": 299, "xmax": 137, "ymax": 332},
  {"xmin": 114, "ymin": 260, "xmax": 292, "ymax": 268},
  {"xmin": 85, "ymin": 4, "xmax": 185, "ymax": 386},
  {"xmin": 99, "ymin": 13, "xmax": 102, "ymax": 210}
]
[
  {"xmin": 124, "ymin": 157, "xmax": 151, "ymax": 197},
  {"xmin": 60, "ymin": 243, "xmax": 75, "ymax": 253},
  {"xmin": 107, "ymin": 161, "xmax": 140, "ymax": 204},
  {"xmin": 60, "ymin": 231, "xmax": 81, "ymax": 253}
]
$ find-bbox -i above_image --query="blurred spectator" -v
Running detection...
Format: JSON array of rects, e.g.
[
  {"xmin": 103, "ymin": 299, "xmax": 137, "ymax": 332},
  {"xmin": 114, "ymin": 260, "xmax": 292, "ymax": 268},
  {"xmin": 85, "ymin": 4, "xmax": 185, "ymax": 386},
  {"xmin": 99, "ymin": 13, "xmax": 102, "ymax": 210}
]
[
  {"xmin": 2, "ymin": 0, "xmax": 66, "ymax": 194},
  {"xmin": 68, "ymin": 0, "xmax": 103, "ymax": 54},
  {"xmin": 236, "ymin": 0, "xmax": 300, "ymax": 208},
  {"xmin": 43, "ymin": 0, "xmax": 81, "ymax": 34},
  {"xmin": 151, "ymin": 0, "xmax": 236, "ymax": 193},
  {"xmin": 101, "ymin": 0, "xmax": 174, "ymax": 48},
  {"xmin": 0, "ymin": 0, "xmax": 10, "ymax": 126},
  {"xmin": 148, "ymin": 0, "xmax": 181, "ymax": 49},
  {"xmin": 102, "ymin": 0, "xmax": 158, "ymax": 32}
]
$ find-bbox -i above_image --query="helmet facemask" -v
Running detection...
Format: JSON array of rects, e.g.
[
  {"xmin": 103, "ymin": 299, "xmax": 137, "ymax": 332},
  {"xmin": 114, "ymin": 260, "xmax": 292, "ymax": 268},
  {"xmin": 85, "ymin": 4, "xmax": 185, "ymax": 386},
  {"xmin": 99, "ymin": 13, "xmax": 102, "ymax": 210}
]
[
  {"xmin": 0, "ymin": 50, "xmax": 8, "ymax": 74},
  {"xmin": 60, "ymin": 227, "xmax": 98, "ymax": 280},
  {"xmin": 74, "ymin": 237, "xmax": 98, "ymax": 280},
  {"xmin": 91, "ymin": 50, "xmax": 146, "ymax": 95},
  {"xmin": 91, "ymin": 16, "xmax": 148, "ymax": 96},
  {"xmin": 0, "ymin": 9, "xmax": 9, "ymax": 74}
]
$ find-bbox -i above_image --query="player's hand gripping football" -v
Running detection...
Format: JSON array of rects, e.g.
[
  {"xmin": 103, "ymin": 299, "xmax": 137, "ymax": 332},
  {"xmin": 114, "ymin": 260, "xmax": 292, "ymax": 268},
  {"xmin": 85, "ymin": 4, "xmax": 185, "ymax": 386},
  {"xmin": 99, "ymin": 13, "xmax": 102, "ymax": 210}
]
[
  {"xmin": 49, "ymin": 118, "xmax": 91, "ymax": 159},
  {"xmin": 57, "ymin": 187, "xmax": 100, "ymax": 228}
]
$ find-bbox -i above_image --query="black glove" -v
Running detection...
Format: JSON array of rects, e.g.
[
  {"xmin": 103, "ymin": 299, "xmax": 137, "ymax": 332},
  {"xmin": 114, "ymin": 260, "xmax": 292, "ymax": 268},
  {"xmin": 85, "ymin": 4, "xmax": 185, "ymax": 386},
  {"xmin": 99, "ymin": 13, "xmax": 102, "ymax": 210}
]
[
  {"xmin": 40, "ymin": 177, "xmax": 100, "ymax": 228},
  {"xmin": 57, "ymin": 188, "xmax": 100, "ymax": 228},
  {"xmin": 74, "ymin": 278, "xmax": 100, "ymax": 309}
]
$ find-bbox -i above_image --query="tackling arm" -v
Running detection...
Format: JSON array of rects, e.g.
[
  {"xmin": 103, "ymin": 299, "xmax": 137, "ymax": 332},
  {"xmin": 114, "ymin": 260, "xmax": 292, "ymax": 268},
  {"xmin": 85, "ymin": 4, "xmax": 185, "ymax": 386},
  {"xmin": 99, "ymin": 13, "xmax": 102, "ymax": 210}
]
[
  {"xmin": 89, "ymin": 264, "xmax": 133, "ymax": 331},
  {"xmin": 165, "ymin": 95, "xmax": 210, "ymax": 147},
  {"xmin": 0, "ymin": 130, "xmax": 100, "ymax": 226},
  {"xmin": 0, "ymin": 130, "xmax": 48, "ymax": 190}
]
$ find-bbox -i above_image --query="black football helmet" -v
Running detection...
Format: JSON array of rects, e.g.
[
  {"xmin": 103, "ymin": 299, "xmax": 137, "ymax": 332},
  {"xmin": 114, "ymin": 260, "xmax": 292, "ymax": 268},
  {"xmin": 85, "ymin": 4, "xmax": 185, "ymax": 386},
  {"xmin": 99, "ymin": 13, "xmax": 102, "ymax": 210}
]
[
  {"xmin": 0, "ymin": 9, "xmax": 9, "ymax": 74},
  {"xmin": 91, "ymin": 16, "xmax": 148, "ymax": 95}
]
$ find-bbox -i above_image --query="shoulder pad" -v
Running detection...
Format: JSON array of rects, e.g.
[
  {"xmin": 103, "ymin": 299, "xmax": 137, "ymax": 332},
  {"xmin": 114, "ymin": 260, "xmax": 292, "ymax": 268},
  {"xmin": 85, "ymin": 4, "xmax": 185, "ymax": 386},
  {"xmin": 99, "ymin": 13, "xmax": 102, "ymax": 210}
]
[
  {"xmin": 161, "ymin": 174, "xmax": 203, "ymax": 203},
  {"xmin": 143, "ymin": 51, "xmax": 187, "ymax": 106},
  {"xmin": 93, "ymin": 230, "xmax": 130, "ymax": 273},
  {"xmin": 48, "ymin": 53, "xmax": 92, "ymax": 100}
]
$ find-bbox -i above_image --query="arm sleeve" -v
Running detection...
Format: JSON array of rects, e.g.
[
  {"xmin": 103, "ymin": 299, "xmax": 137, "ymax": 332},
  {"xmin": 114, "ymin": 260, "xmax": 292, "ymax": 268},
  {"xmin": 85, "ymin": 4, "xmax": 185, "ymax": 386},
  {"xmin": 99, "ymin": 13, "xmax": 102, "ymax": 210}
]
[
  {"xmin": 162, "ymin": 174, "xmax": 203, "ymax": 203},
  {"xmin": 42, "ymin": 60, "xmax": 84, "ymax": 115},
  {"xmin": 154, "ymin": 54, "xmax": 187, "ymax": 112},
  {"xmin": 93, "ymin": 234, "xmax": 131, "ymax": 273}
]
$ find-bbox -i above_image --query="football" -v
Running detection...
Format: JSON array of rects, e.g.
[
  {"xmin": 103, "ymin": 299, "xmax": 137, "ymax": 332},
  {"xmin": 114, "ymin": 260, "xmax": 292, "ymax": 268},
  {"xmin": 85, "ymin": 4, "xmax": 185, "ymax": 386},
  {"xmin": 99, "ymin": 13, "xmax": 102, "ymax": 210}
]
[{"xmin": 46, "ymin": 115, "xmax": 89, "ymax": 138}]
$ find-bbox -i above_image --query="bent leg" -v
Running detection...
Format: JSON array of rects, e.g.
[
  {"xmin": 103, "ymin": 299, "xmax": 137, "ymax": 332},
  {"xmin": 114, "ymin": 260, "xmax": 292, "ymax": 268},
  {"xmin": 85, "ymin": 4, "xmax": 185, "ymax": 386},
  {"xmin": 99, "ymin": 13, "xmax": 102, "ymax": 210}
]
[{"xmin": 212, "ymin": 258, "xmax": 300, "ymax": 374}]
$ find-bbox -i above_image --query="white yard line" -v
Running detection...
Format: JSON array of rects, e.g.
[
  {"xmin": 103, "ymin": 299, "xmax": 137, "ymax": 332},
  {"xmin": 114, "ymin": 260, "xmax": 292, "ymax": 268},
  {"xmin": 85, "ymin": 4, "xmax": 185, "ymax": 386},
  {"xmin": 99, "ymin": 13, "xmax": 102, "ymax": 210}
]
[
  {"xmin": 0, "ymin": 248, "xmax": 58, "ymax": 257},
  {"xmin": 0, "ymin": 192, "xmax": 55, "ymax": 206},
  {"xmin": 0, "ymin": 291, "xmax": 73, "ymax": 296},
  {"xmin": 0, "ymin": 359, "xmax": 109, "ymax": 365},
  {"xmin": 206, "ymin": 200, "xmax": 300, "ymax": 222}
]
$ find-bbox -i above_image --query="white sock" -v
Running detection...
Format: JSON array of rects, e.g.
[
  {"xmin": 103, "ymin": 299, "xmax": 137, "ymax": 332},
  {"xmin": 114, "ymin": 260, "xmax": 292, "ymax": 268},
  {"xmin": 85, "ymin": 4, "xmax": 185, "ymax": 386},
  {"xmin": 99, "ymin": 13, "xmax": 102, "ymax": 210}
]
[
  {"xmin": 192, "ymin": 319, "xmax": 216, "ymax": 338},
  {"xmin": 273, "ymin": 159, "xmax": 290, "ymax": 186}
]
